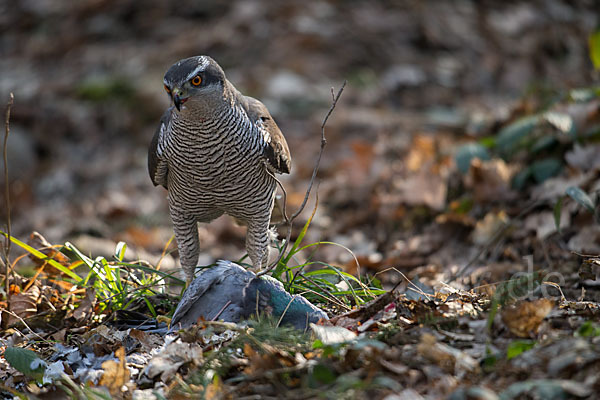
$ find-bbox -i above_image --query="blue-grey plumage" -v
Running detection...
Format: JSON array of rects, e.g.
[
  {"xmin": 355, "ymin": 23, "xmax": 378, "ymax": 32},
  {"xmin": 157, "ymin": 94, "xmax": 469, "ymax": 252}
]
[
  {"xmin": 169, "ymin": 261, "xmax": 254, "ymax": 331},
  {"xmin": 169, "ymin": 260, "xmax": 328, "ymax": 332},
  {"xmin": 148, "ymin": 55, "xmax": 291, "ymax": 282}
]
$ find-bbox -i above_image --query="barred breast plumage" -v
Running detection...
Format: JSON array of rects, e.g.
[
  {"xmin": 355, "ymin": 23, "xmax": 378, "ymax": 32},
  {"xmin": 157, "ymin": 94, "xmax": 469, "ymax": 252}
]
[{"xmin": 148, "ymin": 56, "xmax": 291, "ymax": 283}]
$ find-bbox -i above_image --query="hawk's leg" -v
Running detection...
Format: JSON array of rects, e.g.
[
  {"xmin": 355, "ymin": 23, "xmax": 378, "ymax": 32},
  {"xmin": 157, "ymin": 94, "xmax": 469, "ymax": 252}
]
[
  {"xmin": 171, "ymin": 209, "xmax": 200, "ymax": 284},
  {"xmin": 245, "ymin": 217, "xmax": 271, "ymax": 272}
]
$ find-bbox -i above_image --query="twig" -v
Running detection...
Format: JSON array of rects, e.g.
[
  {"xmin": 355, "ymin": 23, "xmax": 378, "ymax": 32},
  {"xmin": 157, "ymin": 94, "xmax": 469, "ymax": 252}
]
[
  {"xmin": 259, "ymin": 81, "xmax": 346, "ymax": 276},
  {"xmin": 212, "ymin": 300, "xmax": 232, "ymax": 321},
  {"xmin": 276, "ymin": 295, "xmax": 297, "ymax": 328},
  {"xmin": 3, "ymin": 93, "xmax": 14, "ymax": 295},
  {"xmin": 3, "ymin": 309, "xmax": 53, "ymax": 344}
]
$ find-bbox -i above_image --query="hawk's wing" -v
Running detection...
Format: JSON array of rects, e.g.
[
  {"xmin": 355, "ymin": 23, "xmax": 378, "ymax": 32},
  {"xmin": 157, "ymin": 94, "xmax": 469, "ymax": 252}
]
[
  {"xmin": 148, "ymin": 108, "xmax": 171, "ymax": 188},
  {"xmin": 242, "ymin": 96, "xmax": 291, "ymax": 174}
]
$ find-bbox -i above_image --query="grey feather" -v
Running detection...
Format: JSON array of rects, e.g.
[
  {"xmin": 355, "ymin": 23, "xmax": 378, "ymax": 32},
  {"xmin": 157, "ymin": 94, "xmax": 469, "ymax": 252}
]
[
  {"xmin": 241, "ymin": 95, "xmax": 291, "ymax": 174},
  {"xmin": 169, "ymin": 261, "xmax": 254, "ymax": 331},
  {"xmin": 148, "ymin": 108, "xmax": 171, "ymax": 188},
  {"xmin": 169, "ymin": 260, "xmax": 328, "ymax": 332}
]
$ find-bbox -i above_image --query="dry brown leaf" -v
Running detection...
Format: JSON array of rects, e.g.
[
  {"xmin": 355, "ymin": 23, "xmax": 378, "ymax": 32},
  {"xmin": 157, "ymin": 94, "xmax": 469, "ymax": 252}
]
[
  {"xmin": 417, "ymin": 333, "xmax": 480, "ymax": 377},
  {"xmin": 143, "ymin": 340, "xmax": 203, "ymax": 382},
  {"xmin": 395, "ymin": 170, "xmax": 447, "ymax": 210},
  {"xmin": 524, "ymin": 211, "xmax": 570, "ymax": 240},
  {"xmin": 27, "ymin": 231, "xmax": 71, "ymax": 276},
  {"xmin": 406, "ymin": 135, "xmax": 436, "ymax": 172},
  {"xmin": 568, "ymin": 225, "xmax": 600, "ymax": 253},
  {"xmin": 204, "ymin": 379, "xmax": 224, "ymax": 400},
  {"xmin": 98, "ymin": 347, "xmax": 129, "ymax": 398},
  {"xmin": 464, "ymin": 158, "xmax": 517, "ymax": 203},
  {"xmin": 471, "ymin": 210, "xmax": 508, "ymax": 246},
  {"xmin": 72, "ymin": 288, "xmax": 95, "ymax": 323},
  {"xmin": 6, "ymin": 286, "xmax": 40, "ymax": 327},
  {"xmin": 501, "ymin": 298, "xmax": 554, "ymax": 338},
  {"xmin": 565, "ymin": 143, "xmax": 600, "ymax": 171},
  {"xmin": 579, "ymin": 257, "xmax": 600, "ymax": 281},
  {"xmin": 243, "ymin": 343, "xmax": 296, "ymax": 376}
]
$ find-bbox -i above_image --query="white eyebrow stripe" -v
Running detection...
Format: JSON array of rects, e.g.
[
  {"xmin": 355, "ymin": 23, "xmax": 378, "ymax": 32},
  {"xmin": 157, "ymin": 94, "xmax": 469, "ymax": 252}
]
[{"xmin": 185, "ymin": 57, "xmax": 209, "ymax": 81}]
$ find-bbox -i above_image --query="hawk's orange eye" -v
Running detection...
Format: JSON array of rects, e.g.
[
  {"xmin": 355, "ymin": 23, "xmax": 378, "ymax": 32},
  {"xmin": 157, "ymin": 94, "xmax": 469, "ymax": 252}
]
[
  {"xmin": 164, "ymin": 84, "xmax": 171, "ymax": 93},
  {"xmin": 191, "ymin": 75, "xmax": 202, "ymax": 86}
]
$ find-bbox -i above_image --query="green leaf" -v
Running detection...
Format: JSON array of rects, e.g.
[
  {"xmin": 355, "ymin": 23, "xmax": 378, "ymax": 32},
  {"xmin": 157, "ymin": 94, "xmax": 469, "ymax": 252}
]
[
  {"xmin": 479, "ymin": 136, "xmax": 497, "ymax": 148},
  {"xmin": 454, "ymin": 143, "xmax": 491, "ymax": 174},
  {"xmin": 530, "ymin": 135, "xmax": 557, "ymax": 154},
  {"xmin": 589, "ymin": 30, "xmax": 600, "ymax": 70},
  {"xmin": 114, "ymin": 241, "xmax": 127, "ymax": 262},
  {"xmin": 512, "ymin": 168, "xmax": 531, "ymax": 190},
  {"xmin": 506, "ymin": 340, "xmax": 535, "ymax": 360},
  {"xmin": 311, "ymin": 364, "xmax": 337, "ymax": 384},
  {"xmin": 496, "ymin": 115, "xmax": 539, "ymax": 156},
  {"xmin": 4, "ymin": 347, "xmax": 46, "ymax": 380},
  {"xmin": 553, "ymin": 197, "xmax": 563, "ymax": 233},
  {"xmin": 0, "ymin": 232, "xmax": 82, "ymax": 282},
  {"xmin": 566, "ymin": 186, "xmax": 595, "ymax": 212},
  {"xmin": 530, "ymin": 158, "xmax": 562, "ymax": 183},
  {"xmin": 575, "ymin": 321, "xmax": 600, "ymax": 337}
]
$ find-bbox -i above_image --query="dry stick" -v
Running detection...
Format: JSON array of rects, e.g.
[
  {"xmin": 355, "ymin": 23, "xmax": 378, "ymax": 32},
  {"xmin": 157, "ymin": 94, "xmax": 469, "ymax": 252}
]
[
  {"xmin": 259, "ymin": 81, "xmax": 347, "ymax": 277},
  {"xmin": 3, "ymin": 93, "xmax": 14, "ymax": 295}
]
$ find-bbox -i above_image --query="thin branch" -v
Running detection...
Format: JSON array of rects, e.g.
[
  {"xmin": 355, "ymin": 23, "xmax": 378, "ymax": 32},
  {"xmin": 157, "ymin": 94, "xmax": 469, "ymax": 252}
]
[
  {"xmin": 3, "ymin": 93, "xmax": 14, "ymax": 295},
  {"xmin": 3, "ymin": 309, "xmax": 53, "ymax": 344},
  {"xmin": 292, "ymin": 82, "xmax": 345, "ymax": 221},
  {"xmin": 259, "ymin": 81, "xmax": 346, "ymax": 276}
]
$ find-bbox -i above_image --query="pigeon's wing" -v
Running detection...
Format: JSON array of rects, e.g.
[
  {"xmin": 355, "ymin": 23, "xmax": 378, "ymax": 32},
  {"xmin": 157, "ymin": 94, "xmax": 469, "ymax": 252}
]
[
  {"xmin": 170, "ymin": 261, "xmax": 255, "ymax": 330},
  {"xmin": 242, "ymin": 96, "xmax": 291, "ymax": 174},
  {"xmin": 148, "ymin": 108, "xmax": 172, "ymax": 188}
]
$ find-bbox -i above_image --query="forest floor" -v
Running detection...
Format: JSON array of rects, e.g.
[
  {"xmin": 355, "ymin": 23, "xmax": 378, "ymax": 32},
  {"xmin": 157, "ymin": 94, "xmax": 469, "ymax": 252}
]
[{"xmin": 1, "ymin": 1, "xmax": 600, "ymax": 399}]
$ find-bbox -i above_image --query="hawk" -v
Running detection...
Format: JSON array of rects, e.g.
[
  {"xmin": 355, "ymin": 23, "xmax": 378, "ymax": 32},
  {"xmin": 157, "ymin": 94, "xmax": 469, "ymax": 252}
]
[{"xmin": 148, "ymin": 56, "xmax": 291, "ymax": 283}]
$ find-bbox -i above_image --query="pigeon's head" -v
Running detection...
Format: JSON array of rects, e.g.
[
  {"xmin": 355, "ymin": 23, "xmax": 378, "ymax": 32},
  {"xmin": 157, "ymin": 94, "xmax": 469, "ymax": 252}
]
[{"xmin": 163, "ymin": 55, "xmax": 226, "ymax": 112}]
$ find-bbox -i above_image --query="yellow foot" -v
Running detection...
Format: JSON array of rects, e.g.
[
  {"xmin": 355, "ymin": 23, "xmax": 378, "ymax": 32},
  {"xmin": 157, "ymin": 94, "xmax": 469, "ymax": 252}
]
[{"xmin": 156, "ymin": 315, "xmax": 171, "ymax": 326}]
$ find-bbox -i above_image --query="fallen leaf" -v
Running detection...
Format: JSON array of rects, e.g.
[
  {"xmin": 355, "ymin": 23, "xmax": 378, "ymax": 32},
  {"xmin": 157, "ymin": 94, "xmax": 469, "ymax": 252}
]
[
  {"xmin": 464, "ymin": 158, "xmax": 517, "ymax": 203},
  {"xmin": 471, "ymin": 211, "xmax": 509, "ymax": 246},
  {"xmin": 524, "ymin": 211, "xmax": 570, "ymax": 240},
  {"xmin": 310, "ymin": 324, "xmax": 357, "ymax": 345},
  {"xmin": 395, "ymin": 170, "xmax": 447, "ymax": 210},
  {"xmin": 501, "ymin": 299, "xmax": 554, "ymax": 338},
  {"xmin": 406, "ymin": 135, "xmax": 436, "ymax": 172},
  {"xmin": 568, "ymin": 225, "xmax": 600, "ymax": 253},
  {"xmin": 142, "ymin": 340, "xmax": 203, "ymax": 382},
  {"xmin": 98, "ymin": 347, "xmax": 129, "ymax": 398},
  {"xmin": 6, "ymin": 286, "xmax": 40, "ymax": 327},
  {"xmin": 565, "ymin": 143, "xmax": 600, "ymax": 171},
  {"xmin": 417, "ymin": 332, "xmax": 480, "ymax": 377},
  {"xmin": 27, "ymin": 231, "xmax": 70, "ymax": 269},
  {"xmin": 73, "ymin": 288, "xmax": 95, "ymax": 323}
]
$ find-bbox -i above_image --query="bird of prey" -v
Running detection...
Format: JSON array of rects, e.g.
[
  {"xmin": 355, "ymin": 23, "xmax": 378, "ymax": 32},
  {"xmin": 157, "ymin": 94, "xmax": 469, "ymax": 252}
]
[
  {"xmin": 169, "ymin": 260, "xmax": 328, "ymax": 332},
  {"xmin": 148, "ymin": 56, "xmax": 291, "ymax": 282}
]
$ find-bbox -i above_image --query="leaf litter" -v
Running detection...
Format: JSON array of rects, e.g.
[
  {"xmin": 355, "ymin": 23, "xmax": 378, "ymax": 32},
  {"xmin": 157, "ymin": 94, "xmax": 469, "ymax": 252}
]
[{"xmin": 2, "ymin": 1, "xmax": 600, "ymax": 399}]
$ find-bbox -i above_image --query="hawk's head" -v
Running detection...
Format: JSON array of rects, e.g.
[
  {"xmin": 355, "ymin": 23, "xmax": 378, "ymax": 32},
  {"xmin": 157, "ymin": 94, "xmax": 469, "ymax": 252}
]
[{"xmin": 163, "ymin": 55, "xmax": 226, "ymax": 112}]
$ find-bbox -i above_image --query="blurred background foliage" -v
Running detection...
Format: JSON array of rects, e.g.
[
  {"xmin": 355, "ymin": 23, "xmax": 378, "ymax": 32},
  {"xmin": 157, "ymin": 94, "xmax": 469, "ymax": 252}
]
[{"xmin": 0, "ymin": 0, "xmax": 599, "ymax": 282}]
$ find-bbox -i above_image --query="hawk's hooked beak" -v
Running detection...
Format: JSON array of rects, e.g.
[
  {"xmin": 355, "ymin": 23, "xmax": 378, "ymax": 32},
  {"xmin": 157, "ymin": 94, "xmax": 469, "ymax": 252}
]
[{"xmin": 172, "ymin": 88, "xmax": 188, "ymax": 111}]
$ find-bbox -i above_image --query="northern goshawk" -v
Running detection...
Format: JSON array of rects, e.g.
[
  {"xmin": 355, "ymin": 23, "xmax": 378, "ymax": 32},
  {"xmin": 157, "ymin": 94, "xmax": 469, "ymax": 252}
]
[{"xmin": 148, "ymin": 55, "xmax": 291, "ymax": 283}]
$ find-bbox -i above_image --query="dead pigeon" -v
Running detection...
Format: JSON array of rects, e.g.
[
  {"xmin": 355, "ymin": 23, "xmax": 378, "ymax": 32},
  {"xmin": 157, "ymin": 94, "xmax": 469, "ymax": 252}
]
[{"xmin": 169, "ymin": 260, "xmax": 328, "ymax": 332}]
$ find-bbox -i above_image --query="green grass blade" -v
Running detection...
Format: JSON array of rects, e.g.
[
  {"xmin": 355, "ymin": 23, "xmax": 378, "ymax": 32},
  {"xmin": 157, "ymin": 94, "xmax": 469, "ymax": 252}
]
[{"xmin": 0, "ymin": 231, "xmax": 82, "ymax": 282}]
